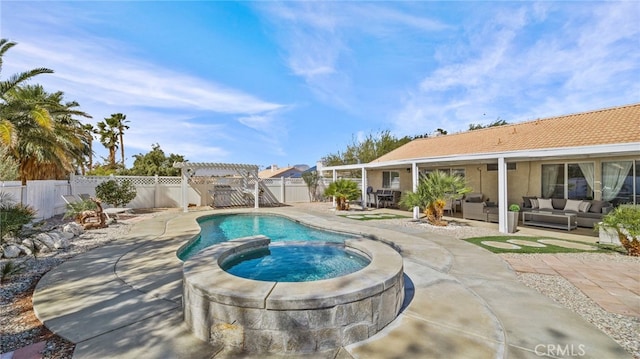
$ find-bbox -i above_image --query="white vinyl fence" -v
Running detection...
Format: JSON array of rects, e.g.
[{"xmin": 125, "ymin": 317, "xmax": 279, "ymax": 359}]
[
  {"xmin": 0, "ymin": 175, "xmax": 342, "ymax": 220},
  {"xmin": 1, "ymin": 180, "xmax": 71, "ymax": 220}
]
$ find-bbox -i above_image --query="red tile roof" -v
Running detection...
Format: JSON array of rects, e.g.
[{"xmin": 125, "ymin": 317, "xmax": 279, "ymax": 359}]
[{"xmin": 373, "ymin": 103, "xmax": 640, "ymax": 163}]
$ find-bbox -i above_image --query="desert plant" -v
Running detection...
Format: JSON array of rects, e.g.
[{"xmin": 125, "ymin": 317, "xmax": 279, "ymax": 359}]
[
  {"xmin": 302, "ymin": 170, "xmax": 321, "ymax": 202},
  {"xmin": 63, "ymin": 198, "xmax": 98, "ymax": 222},
  {"xmin": 324, "ymin": 179, "xmax": 360, "ymax": 210},
  {"xmin": 1, "ymin": 260, "xmax": 24, "ymax": 284},
  {"xmin": 596, "ymin": 204, "xmax": 640, "ymax": 256},
  {"xmin": 95, "ymin": 179, "xmax": 136, "ymax": 208},
  {"xmin": 0, "ymin": 192, "xmax": 36, "ymax": 243},
  {"xmin": 400, "ymin": 170, "xmax": 471, "ymax": 226}
]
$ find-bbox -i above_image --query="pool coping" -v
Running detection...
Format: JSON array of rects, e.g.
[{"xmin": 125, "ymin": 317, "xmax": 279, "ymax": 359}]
[{"xmin": 183, "ymin": 235, "xmax": 404, "ymax": 353}]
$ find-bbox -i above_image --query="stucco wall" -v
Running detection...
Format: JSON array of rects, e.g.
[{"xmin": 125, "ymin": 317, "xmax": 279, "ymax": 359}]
[{"xmin": 363, "ymin": 154, "xmax": 638, "ymax": 207}]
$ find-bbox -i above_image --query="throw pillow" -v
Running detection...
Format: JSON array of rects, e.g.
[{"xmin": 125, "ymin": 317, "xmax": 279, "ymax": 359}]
[
  {"xmin": 538, "ymin": 198, "xmax": 554, "ymax": 210},
  {"xmin": 563, "ymin": 199, "xmax": 582, "ymax": 212},
  {"xmin": 578, "ymin": 201, "xmax": 592, "ymax": 213},
  {"xmin": 522, "ymin": 196, "xmax": 536, "ymax": 208},
  {"xmin": 589, "ymin": 200, "xmax": 606, "ymax": 213},
  {"xmin": 530, "ymin": 198, "xmax": 539, "ymax": 209}
]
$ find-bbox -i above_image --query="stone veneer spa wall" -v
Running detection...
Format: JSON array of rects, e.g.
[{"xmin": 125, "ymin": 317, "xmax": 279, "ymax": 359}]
[{"xmin": 182, "ymin": 235, "xmax": 404, "ymax": 354}]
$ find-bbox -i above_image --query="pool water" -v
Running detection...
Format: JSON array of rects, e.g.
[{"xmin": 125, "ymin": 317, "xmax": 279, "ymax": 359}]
[
  {"xmin": 221, "ymin": 243, "xmax": 370, "ymax": 282},
  {"xmin": 178, "ymin": 214, "xmax": 355, "ymax": 260}
]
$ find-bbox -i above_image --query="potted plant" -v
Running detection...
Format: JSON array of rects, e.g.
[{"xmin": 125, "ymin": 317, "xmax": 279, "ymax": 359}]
[
  {"xmin": 507, "ymin": 204, "xmax": 520, "ymax": 233},
  {"xmin": 596, "ymin": 204, "xmax": 639, "ymax": 256}
]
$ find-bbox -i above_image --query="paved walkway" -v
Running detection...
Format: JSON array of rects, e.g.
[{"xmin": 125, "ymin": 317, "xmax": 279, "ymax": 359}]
[
  {"xmin": 31, "ymin": 207, "xmax": 632, "ymax": 358},
  {"xmin": 503, "ymin": 254, "xmax": 640, "ymax": 317}
]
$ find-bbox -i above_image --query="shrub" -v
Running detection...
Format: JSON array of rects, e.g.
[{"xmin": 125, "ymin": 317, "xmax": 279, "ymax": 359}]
[
  {"xmin": 509, "ymin": 204, "xmax": 521, "ymax": 212},
  {"xmin": 95, "ymin": 179, "xmax": 137, "ymax": 208},
  {"xmin": 597, "ymin": 204, "xmax": 640, "ymax": 256},
  {"xmin": 324, "ymin": 179, "xmax": 360, "ymax": 210},
  {"xmin": 1, "ymin": 260, "xmax": 24, "ymax": 284},
  {"xmin": 63, "ymin": 199, "xmax": 98, "ymax": 221},
  {"xmin": 0, "ymin": 192, "xmax": 36, "ymax": 243}
]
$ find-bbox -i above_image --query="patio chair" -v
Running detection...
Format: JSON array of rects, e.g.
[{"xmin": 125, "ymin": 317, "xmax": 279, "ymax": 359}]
[
  {"xmin": 443, "ymin": 198, "xmax": 454, "ymax": 215},
  {"xmin": 61, "ymin": 194, "xmax": 81, "ymax": 205}
]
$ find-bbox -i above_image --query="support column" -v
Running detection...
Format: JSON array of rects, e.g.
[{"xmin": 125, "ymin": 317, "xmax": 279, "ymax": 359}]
[
  {"xmin": 254, "ymin": 176, "xmax": 259, "ymax": 209},
  {"xmin": 181, "ymin": 168, "xmax": 188, "ymax": 213},
  {"xmin": 412, "ymin": 162, "xmax": 420, "ymax": 220},
  {"xmin": 361, "ymin": 168, "xmax": 367, "ymax": 210},
  {"xmin": 332, "ymin": 170, "xmax": 337, "ymax": 208},
  {"xmin": 498, "ymin": 157, "xmax": 508, "ymax": 233}
]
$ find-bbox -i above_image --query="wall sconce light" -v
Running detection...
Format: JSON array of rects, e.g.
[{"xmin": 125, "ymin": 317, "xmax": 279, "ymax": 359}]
[{"xmin": 406, "ymin": 168, "xmax": 411, "ymax": 173}]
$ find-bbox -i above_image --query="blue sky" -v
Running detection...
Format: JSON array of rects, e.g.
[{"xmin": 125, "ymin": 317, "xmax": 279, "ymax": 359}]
[{"xmin": 2, "ymin": 1, "xmax": 639, "ymax": 169}]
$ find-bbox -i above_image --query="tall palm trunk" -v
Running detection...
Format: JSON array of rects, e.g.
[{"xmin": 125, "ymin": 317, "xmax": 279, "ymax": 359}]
[{"xmin": 119, "ymin": 131, "xmax": 125, "ymax": 167}]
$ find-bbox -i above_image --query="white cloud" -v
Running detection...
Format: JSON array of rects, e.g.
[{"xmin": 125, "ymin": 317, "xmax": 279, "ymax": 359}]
[
  {"xmin": 7, "ymin": 41, "xmax": 284, "ymax": 115},
  {"xmin": 392, "ymin": 1, "xmax": 640, "ymax": 135},
  {"xmin": 256, "ymin": 2, "xmax": 448, "ymax": 112}
]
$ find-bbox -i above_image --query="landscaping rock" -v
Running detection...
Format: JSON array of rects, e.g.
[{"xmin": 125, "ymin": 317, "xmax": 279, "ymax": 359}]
[
  {"xmin": 35, "ymin": 233, "xmax": 55, "ymax": 250},
  {"xmin": 63, "ymin": 222, "xmax": 84, "ymax": 236},
  {"xmin": 16, "ymin": 244, "xmax": 32, "ymax": 256},
  {"xmin": 3, "ymin": 245, "xmax": 21, "ymax": 258},
  {"xmin": 53, "ymin": 237, "xmax": 70, "ymax": 249}
]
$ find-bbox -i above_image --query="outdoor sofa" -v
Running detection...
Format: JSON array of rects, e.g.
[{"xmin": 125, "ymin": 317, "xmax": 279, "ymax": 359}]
[
  {"xmin": 520, "ymin": 197, "xmax": 613, "ymax": 228},
  {"xmin": 462, "ymin": 193, "xmax": 499, "ymax": 223}
]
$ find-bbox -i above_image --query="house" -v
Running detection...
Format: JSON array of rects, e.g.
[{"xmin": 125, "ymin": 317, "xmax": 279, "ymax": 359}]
[
  {"xmin": 259, "ymin": 164, "xmax": 303, "ymax": 179},
  {"xmin": 321, "ymin": 103, "xmax": 640, "ymax": 233}
]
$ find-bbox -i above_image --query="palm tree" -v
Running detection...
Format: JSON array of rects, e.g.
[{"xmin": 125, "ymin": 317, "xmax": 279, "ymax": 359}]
[
  {"xmin": 3, "ymin": 85, "xmax": 91, "ymax": 184},
  {"xmin": 110, "ymin": 113, "xmax": 129, "ymax": 167},
  {"xmin": 96, "ymin": 116, "xmax": 119, "ymax": 169},
  {"xmin": 82, "ymin": 123, "xmax": 95, "ymax": 174},
  {"xmin": 0, "ymin": 39, "xmax": 54, "ymax": 148},
  {"xmin": 400, "ymin": 170, "xmax": 471, "ymax": 226},
  {"xmin": 324, "ymin": 178, "xmax": 360, "ymax": 210}
]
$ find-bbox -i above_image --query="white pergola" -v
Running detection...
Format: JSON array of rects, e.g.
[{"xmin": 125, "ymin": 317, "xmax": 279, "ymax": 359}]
[{"xmin": 172, "ymin": 162, "xmax": 260, "ymax": 212}]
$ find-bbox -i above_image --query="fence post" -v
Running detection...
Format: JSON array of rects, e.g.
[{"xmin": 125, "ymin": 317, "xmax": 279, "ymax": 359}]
[
  {"xmin": 154, "ymin": 174, "xmax": 159, "ymax": 208},
  {"xmin": 280, "ymin": 176, "xmax": 285, "ymax": 203}
]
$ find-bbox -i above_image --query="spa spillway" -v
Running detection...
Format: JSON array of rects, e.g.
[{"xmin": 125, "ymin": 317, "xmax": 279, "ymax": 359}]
[{"xmin": 182, "ymin": 235, "xmax": 404, "ymax": 354}]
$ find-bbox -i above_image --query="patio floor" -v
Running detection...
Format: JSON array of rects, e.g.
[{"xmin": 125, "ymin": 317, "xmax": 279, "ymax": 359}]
[{"xmin": 30, "ymin": 205, "xmax": 633, "ymax": 358}]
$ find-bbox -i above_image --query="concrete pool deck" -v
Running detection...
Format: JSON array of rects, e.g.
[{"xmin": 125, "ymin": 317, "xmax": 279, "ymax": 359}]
[{"xmin": 32, "ymin": 207, "xmax": 631, "ymax": 358}]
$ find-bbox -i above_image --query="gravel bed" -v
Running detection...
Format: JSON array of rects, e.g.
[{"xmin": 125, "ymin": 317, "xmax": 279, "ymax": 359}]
[
  {"xmin": 512, "ymin": 270, "xmax": 639, "ymax": 358},
  {"xmin": 0, "ymin": 214, "xmax": 149, "ymax": 358}
]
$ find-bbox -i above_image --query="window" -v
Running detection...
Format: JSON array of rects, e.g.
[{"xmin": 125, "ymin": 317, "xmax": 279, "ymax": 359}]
[
  {"xmin": 541, "ymin": 164, "xmax": 564, "ymax": 198},
  {"xmin": 541, "ymin": 162, "xmax": 594, "ymax": 200},
  {"xmin": 568, "ymin": 163, "xmax": 594, "ymax": 200},
  {"xmin": 602, "ymin": 160, "xmax": 635, "ymax": 206},
  {"xmin": 382, "ymin": 171, "xmax": 400, "ymax": 189},
  {"xmin": 487, "ymin": 163, "xmax": 516, "ymax": 171}
]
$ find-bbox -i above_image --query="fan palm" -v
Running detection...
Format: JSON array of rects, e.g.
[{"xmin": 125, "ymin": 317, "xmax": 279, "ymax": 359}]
[
  {"xmin": 324, "ymin": 178, "xmax": 360, "ymax": 210},
  {"xmin": 400, "ymin": 170, "xmax": 471, "ymax": 226},
  {"xmin": 112, "ymin": 113, "xmax": 129, "ymax": 167},
  {"xmin": 0, "ymin": 39, "xmax": 54, "ymax": 148},
  {"xmin": 96, "ymin": 113, "xmax": 129, "ymax": 169},
  {"xmin": 3, "ymin": 85, "xmax": 91, "ymax": 184}
]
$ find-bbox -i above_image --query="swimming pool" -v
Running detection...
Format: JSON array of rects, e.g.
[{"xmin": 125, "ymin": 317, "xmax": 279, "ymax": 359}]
[
  {"xmin": 177, "ymin": 213, "xmax": 356, "ymax": 260},
  {"xmin": 221, "ymin": 242, "xmax": 370, "ymax": 282}
]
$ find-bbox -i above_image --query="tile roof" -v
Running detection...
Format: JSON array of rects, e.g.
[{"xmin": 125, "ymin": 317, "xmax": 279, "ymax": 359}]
[
  {"xmin": 373, "ymin": 103, "xmax": 640, "ymax": 163},
  {"xmin": 258, "ymin": 166, "xmax": 301, "ymax": 178}
]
